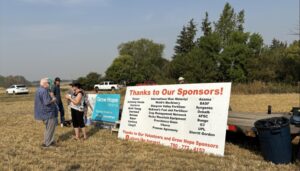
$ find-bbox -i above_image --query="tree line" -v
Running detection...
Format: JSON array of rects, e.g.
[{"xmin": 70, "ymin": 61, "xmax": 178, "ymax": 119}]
[
  {"xmin": 104, "ymin": 3, "xmax": 299, "ymax": 85},
  {"xmin": 0, "ymin": 75, "xmax": 31, "ymax": 88}
]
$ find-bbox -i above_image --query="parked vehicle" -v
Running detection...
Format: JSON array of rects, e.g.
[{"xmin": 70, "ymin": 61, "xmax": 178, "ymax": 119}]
[
  {"xmin": 6, "ymin": 84, "xmax": 29, "ymax": 94},
  {"xmin": 94, "ymin": 81, "xmax": 120, "ymax": 91}
]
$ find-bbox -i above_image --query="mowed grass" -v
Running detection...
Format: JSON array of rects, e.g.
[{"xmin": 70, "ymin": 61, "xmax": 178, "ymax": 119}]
[{"xmin": 0, "ymin": 88, "xmax": 299, "ymax": 170}]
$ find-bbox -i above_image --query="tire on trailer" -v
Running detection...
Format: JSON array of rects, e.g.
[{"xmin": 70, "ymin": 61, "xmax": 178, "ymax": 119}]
[
  {"xmin": 95, "ymin": 87, "xmax": 99, "ymax": 93},
  {"xmin": 111, "ymin": 87, "xmax": 115, "ymax": 91}
]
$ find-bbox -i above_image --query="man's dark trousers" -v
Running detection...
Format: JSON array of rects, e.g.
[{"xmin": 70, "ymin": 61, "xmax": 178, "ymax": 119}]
[{"xmin": 57, "ymin": 102, "xmax": 65, "ymax": 124}]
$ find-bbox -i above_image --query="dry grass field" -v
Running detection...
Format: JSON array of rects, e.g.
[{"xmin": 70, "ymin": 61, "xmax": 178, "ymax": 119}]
[
  {"xmin": 0, "ymin": 87, "xmax": 299, "ymax": 170},
  {"xmin": 230, "ymin": 94, "xmax": 299, "ymax": 113}
]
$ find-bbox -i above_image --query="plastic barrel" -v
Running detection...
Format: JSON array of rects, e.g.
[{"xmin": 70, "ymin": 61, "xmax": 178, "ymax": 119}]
[{"xmin": 254, "ymin": 117, "xmax": 292, "ymax": 164}]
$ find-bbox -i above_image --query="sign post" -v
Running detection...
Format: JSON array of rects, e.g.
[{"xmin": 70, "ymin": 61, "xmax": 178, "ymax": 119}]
[{"xmin": 118, "ymin": 83, "xmax": 231, "ymax": 156}]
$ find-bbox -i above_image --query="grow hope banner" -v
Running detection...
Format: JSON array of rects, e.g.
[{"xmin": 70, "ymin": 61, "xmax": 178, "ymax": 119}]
[
  {"xmin": 118, "ymin": 83, "xmax": 231, "ymax": 156},
  {"xmin": 91, "ymin": 94, "xmax": 120, "ymax": 123}
]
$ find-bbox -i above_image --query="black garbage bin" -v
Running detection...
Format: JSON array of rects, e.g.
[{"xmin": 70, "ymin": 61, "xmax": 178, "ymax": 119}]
[
  {"xmin": 254, "ymin": 117, "xmax": 292, "ymax": 164},
  {"xmin": 298, "ymin": 141, "xmax": 300, "ymax": 161}
]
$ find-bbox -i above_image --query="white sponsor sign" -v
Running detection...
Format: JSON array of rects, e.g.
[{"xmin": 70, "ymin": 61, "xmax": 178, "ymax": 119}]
[{"xmin": 118, "ymin": 83, "xmax": 231, "ymax": 156}]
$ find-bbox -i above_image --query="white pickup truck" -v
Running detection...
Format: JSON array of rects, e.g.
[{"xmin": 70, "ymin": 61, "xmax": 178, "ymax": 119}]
[{"xmin": 94, "ymin": 81, "xmax": 120, "ymax": 91}]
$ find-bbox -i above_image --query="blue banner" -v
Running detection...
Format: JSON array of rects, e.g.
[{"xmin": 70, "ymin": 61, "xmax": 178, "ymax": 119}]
[{"xmin": 91, "ymin": 94, "xmax": 120, "ymax": 123}]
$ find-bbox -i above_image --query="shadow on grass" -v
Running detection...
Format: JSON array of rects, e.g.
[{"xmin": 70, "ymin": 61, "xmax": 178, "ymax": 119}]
[
  {"xmin": 58, "ymin": 129, "xmax": 74, "ymax": 142},
  {"xmin": 65, "ymin": 164, "xmax": 81, "ymax": 171},
  {"xmin": 226, "ymin": 131, "xmax": 260, "ymax": 152},
  {"xmin": 87, "ymin": 125, "xmax": 102, "ymax": 137},
  {"xmin": 226, "ymin": 131, "xmax": 300, "ymax": 163},
  {"xmin": 57, "ymin": 124, "xmax": 103, "ymax": 142}
]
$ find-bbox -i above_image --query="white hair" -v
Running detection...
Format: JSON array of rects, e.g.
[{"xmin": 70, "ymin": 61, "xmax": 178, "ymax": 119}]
[{"xmin": 40, "ymin": 78, "xmax": 49, "ymax": 87}]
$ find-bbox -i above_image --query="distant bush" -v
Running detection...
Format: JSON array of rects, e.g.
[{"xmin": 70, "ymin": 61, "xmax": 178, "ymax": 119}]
[
  {"xmin": 232, "ymin": 81, "xmax": 300, "ymax": 94},
  {"xmin": 77, "ymin": 72, "xmax": 103, "ymax": 90},
  {"xmin": 0, "ymin": 75, "xmax": 31, "ymax": 88}
]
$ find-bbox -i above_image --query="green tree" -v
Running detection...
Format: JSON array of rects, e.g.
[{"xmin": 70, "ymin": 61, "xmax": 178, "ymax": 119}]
[
  {"xmin": 248, "ymin": 49, "xmax": 279, "ymax": 82},
  {"xmin": 0, "ymin": 75, "xmax": 5, "ymax": 87},
  {"xmin": 170, "ymin": 30, "xmax": 221, "ymax": 82},
  {"xmin": 168, "ymin": 54, "xmax": 188, "ymax": 80},
  {"xmin": 196, "ymin": 32, "xmax": 222, "ymax": 80},
  {"xmin": 105, "ymin": 55, "xmax": 139, "ymax": 81},
  {"xmin": 213, "ymin": 3, "xmax": 253, "ymax": 82},
  {"xmin": 248, "ymin": 33, "xmax": 264, "ymax": 55},
  {"xmin": 197, "ymin": 33, "xmax": 222, "ymax": 55},
  {"xmin": 3, "ymin": 75, "xmax": 31, "ymax": 88},
  {"xmin": 77, "ymin": 72, "xmax": 102, "ymax": 90},
  {"xmin": 170, "ymin": 19, "xmax": 198, "ymax": 80},
  {"xmin": 182, "ymin": 48, "xmax": 218, "ymax": 83},
  {"xmin": 270, "ymin": 39, "xmax": 287, "ymax": 50},
  {"xmin": 201, "ymin": 12, "xmax": 212, "ymax": 36},
  {"xmin": 214, "ymin": 2, "xmax": 237, "ymax": 46},
  {"xmin": 218, "ymin": 31, "xmax": 250, "ymax": 82},
  {"xmin": 174, "ymin": 19, "xmax": 197, "ymax": 57},
  {"xmin": 246, "ymin": 39, "xmax": 288, "ymax": 83},
  {"xmin": 245, "ymin": 33, "xmax": 265, "ymax": 81},
  {"xmin": 268, "ymin": 39, "xmax": 288, "ymax": 82},
  {"xmin": 236, "ymin": 10, "xmax": 245, "ymax": 32},
  {"xmin": 106, "ymin": 38, "xmax": 168, "ymax": 83},
  {"xmin": 278, "ymin": 40, "xmax": 300, "ymax": 82}
]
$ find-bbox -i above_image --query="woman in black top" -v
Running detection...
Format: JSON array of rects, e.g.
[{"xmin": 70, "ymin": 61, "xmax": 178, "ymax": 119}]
[{"xmin": 65, "ymin": 83, "xmax": 87, "ymax": 140}]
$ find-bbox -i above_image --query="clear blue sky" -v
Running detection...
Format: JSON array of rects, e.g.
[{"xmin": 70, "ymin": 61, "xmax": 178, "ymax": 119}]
[{"xmin": 0, "ymin": 0, "xmax": 299, "ymax": 81}]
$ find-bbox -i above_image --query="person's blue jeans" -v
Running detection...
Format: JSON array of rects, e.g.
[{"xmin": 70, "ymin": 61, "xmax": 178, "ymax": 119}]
[{"xmin": 57, "ymin": 102, "xmax": 65, "ymax": 124}]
